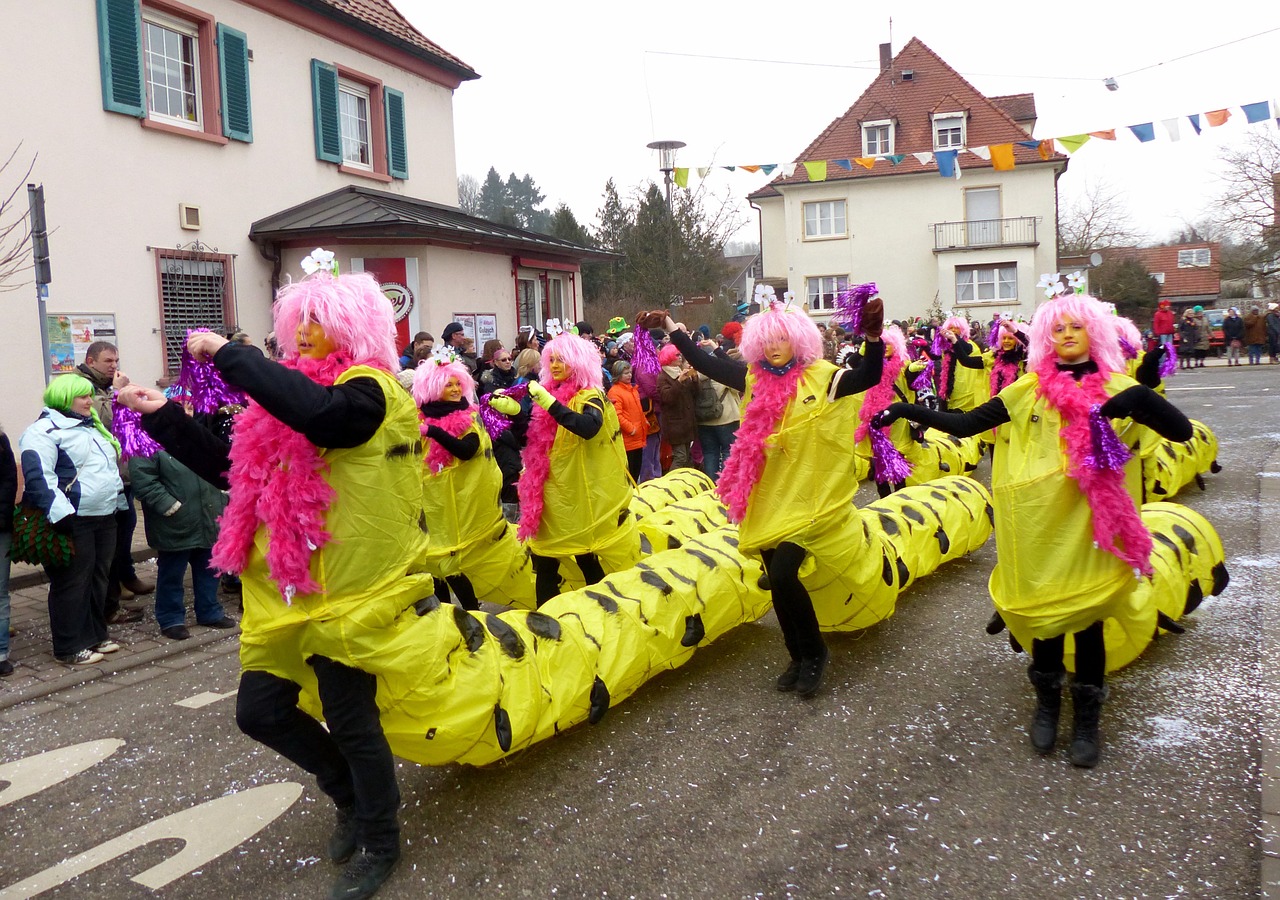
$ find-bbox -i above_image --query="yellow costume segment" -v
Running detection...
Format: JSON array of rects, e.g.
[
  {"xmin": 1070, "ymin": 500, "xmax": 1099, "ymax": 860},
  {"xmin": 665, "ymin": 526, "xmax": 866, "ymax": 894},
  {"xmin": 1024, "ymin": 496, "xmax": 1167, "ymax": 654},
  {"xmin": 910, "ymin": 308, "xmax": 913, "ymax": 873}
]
[
  {"xmin": 945, "ymin": 353, "xmax": 990, "ymax": 412},
  {"xmin": 528, "ymin": 388, "xmax": 640, "ymax": 581},
  {"xmin": 238, "ymin": 366, "xmax": 434, "ymax": 687},
  {"xmin": 1142, "ymin": 419, "xmax": 1219, "ymax": 501},
  {"xmin": 421, "ymin": 412, "xmax": 534, "ymax": 609}
]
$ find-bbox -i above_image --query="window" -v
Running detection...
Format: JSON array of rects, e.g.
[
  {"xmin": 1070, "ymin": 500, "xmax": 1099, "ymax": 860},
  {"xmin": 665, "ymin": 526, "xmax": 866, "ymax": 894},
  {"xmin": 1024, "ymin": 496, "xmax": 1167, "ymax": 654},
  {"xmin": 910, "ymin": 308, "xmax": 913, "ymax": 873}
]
[
  {"xmin": 933, "ymin": 113, "xmax": 965, "ymax": 150},
  {"xmin": 862, "ymin": 119, "xmax": 893, "ymax": 156},
  {"xmin": 1152, "ymin": 272, "xmax": 1166, "ymax": 284},
  {"xmin": 803, "ymin": 200, "xmax": 847, "ymax": 239},
  {"xmin": 806, "ymin": 275, "xmax": 848, "ymax": 312},
  {"xmin": 312, "ymin": 60, "xmax": 409, "ymax": 180},
  {"xmin": 1177, "ymin": 248, "xmax": 1211, "ymax": 267},
  {"xmin": 154, "ymin": 248, "xmax": 236, "ymax": 376},
  {"xmin": 96, "ymin": 0, "xmax": 252, "ymax": 142},
  {"xmin": 956, "ymin": 265, "xmax": 1017, "ymax": 305},
  {"xmin": 964, "ymin": 187, "xmax": 1001, "ymax": 245}
]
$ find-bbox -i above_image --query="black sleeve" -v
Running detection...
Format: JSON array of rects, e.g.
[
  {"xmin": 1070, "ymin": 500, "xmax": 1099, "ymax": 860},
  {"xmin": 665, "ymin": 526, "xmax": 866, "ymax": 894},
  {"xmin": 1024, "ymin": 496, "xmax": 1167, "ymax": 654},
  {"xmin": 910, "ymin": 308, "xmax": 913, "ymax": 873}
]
[
  {"xmin": 140, "ymin": 401, "xmax": 232, "ymax": 489},
  {"xmin": 670, "ymin": 329, "xmax": 747, "ymax": 393},
  {"xmin": 1101, "ymin": 385, "xmax": 1193, "ymax": 442},
  {"xmin": 548, "ymin": 394, "xmax": 604, "ymax": 439},
  {"xmin": 833, "ymin": 339, "xmax": 885, "ymax": 397},
  {"xmin": 0, "ymin": 433, "xmax": 17, "ymax": 528},
  {"xmin": 889, "ymin": 397, "xmax": 1010, "ymax": 437},
  {"xmin": 954, "ymin": 340, "xmax": 984, "ymax": 369},
  {"xmin": 1134, "ymin": 347, "xmax": 1165, "ymax": 389},
  {"xmin": 213, "ymin": 342, "xmax": 385, "ymax": 448},
  {"xmin": 426, "ymin": 426, "xmax": 480, "ymax": 461}
]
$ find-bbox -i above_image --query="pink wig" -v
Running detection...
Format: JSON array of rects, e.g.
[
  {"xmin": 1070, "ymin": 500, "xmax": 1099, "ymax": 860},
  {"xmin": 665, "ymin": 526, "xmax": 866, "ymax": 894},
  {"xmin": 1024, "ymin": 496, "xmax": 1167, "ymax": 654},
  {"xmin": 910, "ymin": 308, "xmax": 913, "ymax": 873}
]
[
  {"xmin": 738, "ymin": 305, "xmax": 823, "ymax": 368},
  {"xmin": 1026, "ymin": 294, "xmax": 1125, "ymax": 376},
  {"xmin": 1114, "ymin": 316, "xmax": 1143, "ymax": 359},
  {"xmin": 411, "ymin": 358, "xmax": 477, "ymax": 405},
  {"xmin": 942, "ymin": 316, "xmax": 971, "ymax": 341},
  {"xmin": 881, "ymin": 323, "xmax": 908, "ymax": 363},
  {"xmin": 657, "ymin": 343, "xmax": 682, "ymax": 367},
  {"xmin": 273, "ymin": 272, "xmax": 399, "ymax": 371},
  {"xmin": 539, "ymin": 332, "xmax": 603, "ymax": 392}
]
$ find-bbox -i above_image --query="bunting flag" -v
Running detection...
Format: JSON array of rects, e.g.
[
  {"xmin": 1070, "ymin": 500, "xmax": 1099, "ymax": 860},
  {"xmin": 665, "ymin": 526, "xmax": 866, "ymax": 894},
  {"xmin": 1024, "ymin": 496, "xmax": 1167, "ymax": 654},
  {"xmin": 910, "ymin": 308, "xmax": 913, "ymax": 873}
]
[
  {"xmin": 854, "ymin": 157, "xmax": 875, "ymax": 170},
  {"xmin": 1037, "ymin": 139, "xmax": 1054, "ymax": 160},
  {"xmin": 1242, "ymin": 100, "xmax": 1271, "ymax": 123},
  {"xmin": 674, "ymin": 167, "xmax": 689, "ymax": 188},
  {"xmin": 1205, "ymin": 108, "xmax": 1231, "ymax": 127},
  {"xmin": 968, "ymin": 146, "xmax": 992, "ymax": 160},
  {"xmin": 833, "ymin": 159, "xmax": 853, "ymax": 170},
  {"xmin": 779, "ymin": 163, "xmax": 797, "ymax": 177},
  {"xmin": 697, "ymin": 167, "xmax": 711, "ymax": 178},
  {"xmin": 1089, "ymin": 129, "xmax": 1117, "ymax": 140},
  {"xmin": 722, "ymin": 165, "xmax": 736, "ymax": 172},
  {"xmin": 934, "ymin": 149, "xmax": 958, "ymax": 178},
  {"xmin": 1162, "ymin": 118, "xmax": 1181, "ymax": 142},
  {"xmin": 1058, "ymin": 134, "xmax": 1091, "ymax": 153},
  {"xmin": 740, "ymin": 165, "xmax": 760, "ymax": 173},
  {"xmin": 803, "ymin": 160, "xmax": 827, "ymax": 182},
  {"xmin": 885, "ymin": 154, "xmax": 905, "ymax": 166},
  {"xmin": 990, "ymin": 143, "xmax": 1015, "ymax": 171},
  {"xmin": 912, "ymin": 151, "xmax": 934, "ymax": 166},
  {"xmin": 1187, "ymin": 114, "xmax": 1202, "ymax": 134},
  {"xmin": 1128, "ymin": 123, "xmax": 1156, "ymax": 142},
  {"xmin": 760, "ymin": 164, "xmax": 777, "ymax": 175}
]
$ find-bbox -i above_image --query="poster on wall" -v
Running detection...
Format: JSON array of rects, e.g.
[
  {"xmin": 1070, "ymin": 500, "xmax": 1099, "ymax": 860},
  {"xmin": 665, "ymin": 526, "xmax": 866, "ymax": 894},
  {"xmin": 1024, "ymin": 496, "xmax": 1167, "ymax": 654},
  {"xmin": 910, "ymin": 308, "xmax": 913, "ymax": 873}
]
[
  {"xmin": 450, "ymin": 313, "xmax": 498, "ymax": 348},
  {"xmin": 351, "ymin": 257, "xmax": 420, "ymax": 352},
  {"xmin": 47, "ymin": 313, "xmax": 116, "ymax": 373}
]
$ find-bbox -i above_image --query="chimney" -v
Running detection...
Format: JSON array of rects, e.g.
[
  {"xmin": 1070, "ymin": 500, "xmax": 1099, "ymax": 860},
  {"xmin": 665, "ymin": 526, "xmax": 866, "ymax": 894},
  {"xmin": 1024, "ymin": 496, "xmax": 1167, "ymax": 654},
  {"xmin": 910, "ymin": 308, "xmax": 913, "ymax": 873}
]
[{"xmin": 879, "ymin": 43, "xmax": 891, "ymax": 72}]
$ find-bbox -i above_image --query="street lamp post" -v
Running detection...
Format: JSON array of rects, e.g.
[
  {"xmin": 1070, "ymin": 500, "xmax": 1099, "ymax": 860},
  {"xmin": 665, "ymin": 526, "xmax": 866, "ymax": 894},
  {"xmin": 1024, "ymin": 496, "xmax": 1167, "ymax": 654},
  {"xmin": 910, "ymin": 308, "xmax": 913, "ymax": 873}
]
[{"xmin": 646, "ymin": 140, "xmax": 685, "ymax": 308}]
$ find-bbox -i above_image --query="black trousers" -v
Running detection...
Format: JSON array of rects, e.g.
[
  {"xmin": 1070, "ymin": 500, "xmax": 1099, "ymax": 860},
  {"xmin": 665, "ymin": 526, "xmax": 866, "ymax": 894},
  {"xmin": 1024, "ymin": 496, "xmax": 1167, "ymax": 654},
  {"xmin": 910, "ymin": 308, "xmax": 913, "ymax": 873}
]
[
  {"xmin": 434, "ymin": 573, "xmax": 480, "ymax": 610},
  {"xmin": 625, "ymin": 448, "xmax": 643, "ymax": 483},
  {"xmin": 107, "ymin": 484, "xmax": 140, "ymax": 612},
  {"xmin": 44, "ymin": 514, "xmax": 114, "ymax": 657},
  {"xmin": 237, "ymin": 658, "xmax": 400, "ymax": 854},
  {"xmin": 531, "ymin": 552, "xmax": 606, "ymax": 606},
  {"xmin": 761, "ymin": 542, "xmax": 825, "ymax": 662},
  {"xmin": 1031, "ymin": 620, "xmax": 1105, "ymax": 686}
]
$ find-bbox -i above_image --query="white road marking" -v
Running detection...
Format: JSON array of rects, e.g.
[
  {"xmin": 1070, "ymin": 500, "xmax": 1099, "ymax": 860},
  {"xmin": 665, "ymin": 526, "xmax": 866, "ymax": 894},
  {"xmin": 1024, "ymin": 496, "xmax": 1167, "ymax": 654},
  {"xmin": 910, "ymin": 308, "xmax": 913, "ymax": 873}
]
[
  {"xmin": 0, "ymin": 740, "xmax": 124, "ymax": 809},
  {"xmin": 0, "ymin": 782, "xmax": 303, "ymax": 898},
  {"xmin": 174, "ymin": 689, "xmax": 239, "ymax": 709},
  {"xmin": 1166, "ymin": 385, "xmax": 1235, "ymax": 392}
]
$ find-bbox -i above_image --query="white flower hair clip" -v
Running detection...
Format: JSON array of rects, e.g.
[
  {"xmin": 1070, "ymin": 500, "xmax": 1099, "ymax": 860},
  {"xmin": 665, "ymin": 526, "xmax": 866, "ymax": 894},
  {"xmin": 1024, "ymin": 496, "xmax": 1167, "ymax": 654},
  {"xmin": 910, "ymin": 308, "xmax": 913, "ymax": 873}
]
[
  {"xmin": 1037, "ymin": 272, "xmax": 1066, "ymax": 299},
  {"xmin": 544, "ymin": 318, "xmax": 565, "ymax": 338},
  {"xmin": 782, "ymin": 290, "xmax": 796, "ymax": 310},
  {"xmin": 430, "ymin": 345, "xmax": 461, "ymax": 366},
  {"xmin": 301, "ymin": 248, "xmax": 338, "ymax": 277},
  {"xmin": 1066, "ymin": 271, "xmax": 1088, "ymax": 295}
]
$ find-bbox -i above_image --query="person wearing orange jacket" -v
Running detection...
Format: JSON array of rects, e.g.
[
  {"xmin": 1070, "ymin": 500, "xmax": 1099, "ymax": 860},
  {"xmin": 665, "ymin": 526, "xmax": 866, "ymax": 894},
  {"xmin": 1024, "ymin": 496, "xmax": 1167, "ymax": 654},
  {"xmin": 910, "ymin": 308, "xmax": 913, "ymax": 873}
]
[{"xmin": 607, "ymin": 360, "xmax": 647, "ymax": 482}]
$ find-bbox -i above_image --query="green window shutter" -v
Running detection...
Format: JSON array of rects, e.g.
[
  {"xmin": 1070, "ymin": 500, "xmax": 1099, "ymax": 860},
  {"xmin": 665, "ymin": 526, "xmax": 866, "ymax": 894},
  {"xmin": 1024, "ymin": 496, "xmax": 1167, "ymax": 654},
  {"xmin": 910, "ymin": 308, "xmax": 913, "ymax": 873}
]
[
  {"xmin": 217, "ymin": 24, "xmax": 253, "ymax": 142},
  {"xmin": 96, "ymin": 0, "xmax": 144, "ymax": 117},
  {"xmin": 311, "ymin": 59, "xmax": 342, "ymax": 163},
  {"xmin": 384, "ymin": 86, "xmax": 408, "ymax": 179}
]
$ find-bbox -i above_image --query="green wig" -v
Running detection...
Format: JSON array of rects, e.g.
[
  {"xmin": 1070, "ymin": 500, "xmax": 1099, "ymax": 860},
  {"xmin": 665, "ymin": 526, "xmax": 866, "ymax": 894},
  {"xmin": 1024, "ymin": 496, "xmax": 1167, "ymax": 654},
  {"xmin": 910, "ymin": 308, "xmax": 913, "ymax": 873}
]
[{"xmin": 43, "ymin": 374, "xmax": 120, "ymax": 455}]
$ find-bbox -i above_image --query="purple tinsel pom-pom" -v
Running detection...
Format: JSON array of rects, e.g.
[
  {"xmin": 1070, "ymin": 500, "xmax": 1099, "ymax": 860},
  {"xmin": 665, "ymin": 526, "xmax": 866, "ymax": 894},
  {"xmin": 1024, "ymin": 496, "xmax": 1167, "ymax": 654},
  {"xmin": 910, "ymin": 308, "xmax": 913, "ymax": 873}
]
[
  {"xmin": 112, "ymin": 405, "xmax": 162, "ymax": 461},
  {"xmin": 177, "ymin": 328, "xmax": 247, "ymax": 414},
  {"xmin": 1119, "ymin": 337, "xmax": 1138, "ymax": 360},
  {"xmin": 910, "ymin": 360, "xmax": 935, "ymax": 393},
  {"xmin": 478, "ymin": 383, "xmax": 530, "ymax": 439},
  {"xmin": 631, "ymin": 327, "xmax": 659, "ymax": 381},
  {"xmin": 833, "ymin": 282, "xmax": 877, "ymax": 334},
  {"xmin": 869, "ymin": 428, "xmax": 913, "ymax": 484},
  {"xmin": 1159, "ymin": 341, "xmax": 1177, "ymax": 379},
  {"xmin": 930, "ymin": 331, "xmax": 949, "ymax": 359},
  {"xmin": 1085, "ymin": 403, "xmax": 1132, "ymax": 472}
]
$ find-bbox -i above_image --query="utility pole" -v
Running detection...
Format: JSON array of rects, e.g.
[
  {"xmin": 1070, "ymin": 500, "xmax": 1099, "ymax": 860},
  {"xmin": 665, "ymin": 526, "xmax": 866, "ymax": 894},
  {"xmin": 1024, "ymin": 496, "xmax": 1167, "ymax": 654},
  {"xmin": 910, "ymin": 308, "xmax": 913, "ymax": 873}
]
[
  {"xmin": 28, "ymin": 183, "xmax": 52, "ymax": 385},
  {"xmin": 646, "ymin": 140, "xmax": 685, "ymax": 308}
]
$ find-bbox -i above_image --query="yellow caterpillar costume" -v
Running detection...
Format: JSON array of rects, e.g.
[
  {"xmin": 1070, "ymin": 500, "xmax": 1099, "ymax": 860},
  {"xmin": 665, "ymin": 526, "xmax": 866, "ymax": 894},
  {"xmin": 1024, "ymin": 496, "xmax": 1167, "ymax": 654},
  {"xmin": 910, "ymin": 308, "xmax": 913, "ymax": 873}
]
[
  {"xmin": 266, "ymin": 463, "xmax": 990, "ymax": 767},
  {"xmin": 1142, "ymin": 419, "xmax": 1220, "ymax": 501},
  {"xmin": 420, "ymin": 410, "xmax": 535, "ymax": 609}
]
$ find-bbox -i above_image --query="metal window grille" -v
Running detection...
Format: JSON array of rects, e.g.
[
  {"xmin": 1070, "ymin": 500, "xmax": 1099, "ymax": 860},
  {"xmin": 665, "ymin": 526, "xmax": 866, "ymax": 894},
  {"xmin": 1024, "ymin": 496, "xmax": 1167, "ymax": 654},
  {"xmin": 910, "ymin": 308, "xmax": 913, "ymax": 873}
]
[{"xmin": 157, "ymin": 249, "xmax": 231, "ymax": 375}]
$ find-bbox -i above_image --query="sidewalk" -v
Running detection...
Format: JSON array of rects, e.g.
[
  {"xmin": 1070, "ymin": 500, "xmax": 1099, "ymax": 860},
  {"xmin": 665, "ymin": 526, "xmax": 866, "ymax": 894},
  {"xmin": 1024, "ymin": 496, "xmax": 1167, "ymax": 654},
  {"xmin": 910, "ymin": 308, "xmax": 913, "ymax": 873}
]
[{"xmin": 1, "ymin": 523, "xmax": 241, "ymax": 713}]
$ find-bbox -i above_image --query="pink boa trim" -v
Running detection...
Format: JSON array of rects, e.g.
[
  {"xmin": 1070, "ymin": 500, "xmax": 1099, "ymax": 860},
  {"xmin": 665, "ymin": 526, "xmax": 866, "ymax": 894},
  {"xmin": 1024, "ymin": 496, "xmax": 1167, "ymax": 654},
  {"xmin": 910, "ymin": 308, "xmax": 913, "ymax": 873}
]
[
  {"xmin": 516, "ymin": 380, "xmax": 584, "ymax": 541},
  {"xmin": 855, "ymin": 351, "xmax": 904, "ymax": 443},
  {"xmin": 936, "ymin": 348, "xmax": 954, "ymax": 401},
  {"xmin": 210, "ymin": 352, "xmax": 380, "ymax": 601},
  {"xmin": 716, "ymin": 363, "xmax": 806, "ymax": 523},
  {"xmin": 990, "ymin": 355, "xmax": 1020, "ymax": 396},
  {"xmin": 1034, "ymin": 363, "xmax": 1153, "ymax": 574},
  {"xmin": 421, "ymin": 407, "xmax": 476, "ymax": 474}
]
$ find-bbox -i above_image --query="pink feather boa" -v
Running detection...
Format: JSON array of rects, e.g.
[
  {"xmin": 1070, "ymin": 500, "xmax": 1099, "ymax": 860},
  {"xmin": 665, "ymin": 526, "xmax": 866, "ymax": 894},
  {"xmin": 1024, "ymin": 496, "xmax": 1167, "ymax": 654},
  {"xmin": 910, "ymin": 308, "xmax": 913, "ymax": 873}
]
[
  {"xmin": 516, "ymin": 380, "xmax": 585, "ymax": 541},
  {"xmin": 421, "ymin": 407, "xmax": 476, "ymax": 474},
  {"xmin": 716, "ymin": 363, "xmax": 806, "ymax": 523},
  {"xmin": 990, "ymin": 352, "xmax": 1021, "ymax": 397},
  {"xmin": 210, "ymin": 352, "xmax": 380, "ymax": 601},
  {"xmin": 1034, "ymin": 363, "xmax": 1153, "ymax": 575}
]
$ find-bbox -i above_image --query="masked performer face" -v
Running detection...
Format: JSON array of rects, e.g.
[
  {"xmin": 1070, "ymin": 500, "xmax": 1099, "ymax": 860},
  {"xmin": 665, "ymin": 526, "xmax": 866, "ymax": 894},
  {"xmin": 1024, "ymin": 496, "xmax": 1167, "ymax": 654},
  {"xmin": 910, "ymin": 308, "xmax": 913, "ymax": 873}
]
[{"xmin": 1050, "ymin": 317, "xmax": 1091, "ymax": 364}]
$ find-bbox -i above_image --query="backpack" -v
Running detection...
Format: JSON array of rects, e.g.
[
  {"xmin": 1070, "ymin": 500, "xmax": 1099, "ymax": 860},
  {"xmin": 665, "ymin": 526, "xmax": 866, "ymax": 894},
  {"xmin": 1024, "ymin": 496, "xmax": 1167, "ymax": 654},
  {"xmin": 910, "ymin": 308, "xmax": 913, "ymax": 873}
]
[{"xmin": 694, "ymin": 377, "xmax": 727, "ymax": 422}]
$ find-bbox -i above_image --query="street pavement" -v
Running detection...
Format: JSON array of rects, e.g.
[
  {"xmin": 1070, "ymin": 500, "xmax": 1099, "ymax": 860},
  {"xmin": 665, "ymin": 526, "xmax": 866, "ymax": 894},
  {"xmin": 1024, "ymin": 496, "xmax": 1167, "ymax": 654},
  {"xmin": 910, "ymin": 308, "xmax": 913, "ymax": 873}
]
[{"xmin": 0, "ymin": 358, "xmax": 1277, "ymax": 899}]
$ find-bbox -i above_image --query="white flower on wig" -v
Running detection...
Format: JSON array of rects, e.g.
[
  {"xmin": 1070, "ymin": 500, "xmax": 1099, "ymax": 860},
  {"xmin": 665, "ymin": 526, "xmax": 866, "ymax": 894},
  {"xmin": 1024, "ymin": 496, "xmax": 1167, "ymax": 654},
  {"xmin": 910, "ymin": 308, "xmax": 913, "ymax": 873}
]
[
  {"xmin": 301, "ymin": 248, "xmax": 338, "ymax": 276},
  {"xmin": 782, "ymin": 290, "xmax": 796, "ymax": 309},
  {"xmin": 1036, "ymin": 272, "xmax": 1064, "ymax": 299},
  {"xmin": 544, "ymin": 318, "xmax": 564, "ymax": 337},
  {"xmin": 1066, "ymin": 271, "xmax": 1088, "ymax": 294}
]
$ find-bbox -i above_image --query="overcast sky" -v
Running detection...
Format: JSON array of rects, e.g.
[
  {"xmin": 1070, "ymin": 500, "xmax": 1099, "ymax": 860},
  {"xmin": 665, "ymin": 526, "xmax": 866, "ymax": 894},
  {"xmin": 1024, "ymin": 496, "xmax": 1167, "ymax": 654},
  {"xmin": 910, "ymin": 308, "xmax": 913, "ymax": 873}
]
[{"xmin": 395, "ymin": 0, "xmax": 1280, "ymax": 246}]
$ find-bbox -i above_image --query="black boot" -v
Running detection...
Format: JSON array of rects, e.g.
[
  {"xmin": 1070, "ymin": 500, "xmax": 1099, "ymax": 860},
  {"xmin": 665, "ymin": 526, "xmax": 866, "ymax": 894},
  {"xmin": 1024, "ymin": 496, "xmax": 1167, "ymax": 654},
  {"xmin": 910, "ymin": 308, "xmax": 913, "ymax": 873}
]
[
  {"xmin": 1027, "ymin": 666, "xmax": 1065, "ymax": 754},
  {"xmin": 1068, "ymin": 681, "xmax": 1108, "ymax": 768},
  {"xmin": 793, "ymin": 645, "xmax": 830, "ymax": 698}
]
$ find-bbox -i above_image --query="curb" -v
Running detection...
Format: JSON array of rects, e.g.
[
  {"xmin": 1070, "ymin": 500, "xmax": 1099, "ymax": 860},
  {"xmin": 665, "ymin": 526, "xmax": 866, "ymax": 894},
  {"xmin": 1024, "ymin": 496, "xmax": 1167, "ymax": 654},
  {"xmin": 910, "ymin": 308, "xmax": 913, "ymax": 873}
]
[
  {"xmin": 1261, "ymin": 442, "xmax": 1280, "ymax": 899},
  {"xmin": 8, "ymin": 546, "xmax": 157, "ymax": 593}
]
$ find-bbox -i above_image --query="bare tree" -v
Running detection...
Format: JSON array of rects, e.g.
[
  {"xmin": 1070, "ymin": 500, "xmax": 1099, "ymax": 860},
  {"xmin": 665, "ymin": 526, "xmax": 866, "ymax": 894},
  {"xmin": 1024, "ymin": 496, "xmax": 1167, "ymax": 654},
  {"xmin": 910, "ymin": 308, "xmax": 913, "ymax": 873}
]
[
  {"xmin": 1057, "ymin": 176, "xmax": 1144, "ymax": 254},
  {"xmin": 456, "ymin": 173, "xmax": 481, "ymax": 216},
  {"xmin": 0, "ymin": 144, "xmax": 36, "ymax": 292},
  {"xmin": 1212, "ymin": 130, "xmax": 1280, "ymax": 295}
]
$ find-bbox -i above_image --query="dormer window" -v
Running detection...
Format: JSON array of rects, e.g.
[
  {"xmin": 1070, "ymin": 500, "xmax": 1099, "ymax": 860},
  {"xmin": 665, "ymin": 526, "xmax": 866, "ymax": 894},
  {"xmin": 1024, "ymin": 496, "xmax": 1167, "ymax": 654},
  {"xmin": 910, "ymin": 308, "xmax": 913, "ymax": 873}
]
[
  {"xmin": 932, "ymin": 113, "xmax": 965, "ymax": 150},
  {"xmin": 862, "ymin": 119, "xmax": 894, "ymax": 157}
]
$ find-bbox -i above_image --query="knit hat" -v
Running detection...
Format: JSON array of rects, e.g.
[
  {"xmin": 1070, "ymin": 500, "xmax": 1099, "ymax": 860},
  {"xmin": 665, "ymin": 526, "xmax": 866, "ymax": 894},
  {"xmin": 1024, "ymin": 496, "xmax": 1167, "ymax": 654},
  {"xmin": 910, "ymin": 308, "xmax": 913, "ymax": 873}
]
[
  {"xmin": 1193, "ymin": 305, "xmax": 1204, "ymax": 313},
  {"xmin": 441, "ymin": 322, "xmax": 464, "ymax": 342}
]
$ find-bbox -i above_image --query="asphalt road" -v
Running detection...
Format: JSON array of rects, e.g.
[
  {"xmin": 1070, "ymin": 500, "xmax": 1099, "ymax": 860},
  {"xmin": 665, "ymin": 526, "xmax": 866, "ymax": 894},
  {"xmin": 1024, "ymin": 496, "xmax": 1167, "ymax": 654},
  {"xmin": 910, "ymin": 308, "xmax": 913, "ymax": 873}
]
[{"xmin": 0, "ymin": 364, "xmax": 1275, "ymax": 899}]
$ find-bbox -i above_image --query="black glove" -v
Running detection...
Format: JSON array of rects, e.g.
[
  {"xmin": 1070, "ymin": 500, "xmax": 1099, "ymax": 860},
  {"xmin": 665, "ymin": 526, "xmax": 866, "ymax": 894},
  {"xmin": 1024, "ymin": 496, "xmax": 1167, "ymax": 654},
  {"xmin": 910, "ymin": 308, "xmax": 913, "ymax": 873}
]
[
  {"xmin": 1099, "ymin": 386, "xmax": 1141, "ymax": 420},
  {"xmin": 52, "ymin": 514, "xmax": 76, "ymax": 535},
  {"xmin": 426, "ymin": 425, "xmax": 448, "ymax": 444},
  {"xmin": 871, "ymin": 403, "xmax": 907, "ymax": 429}
]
